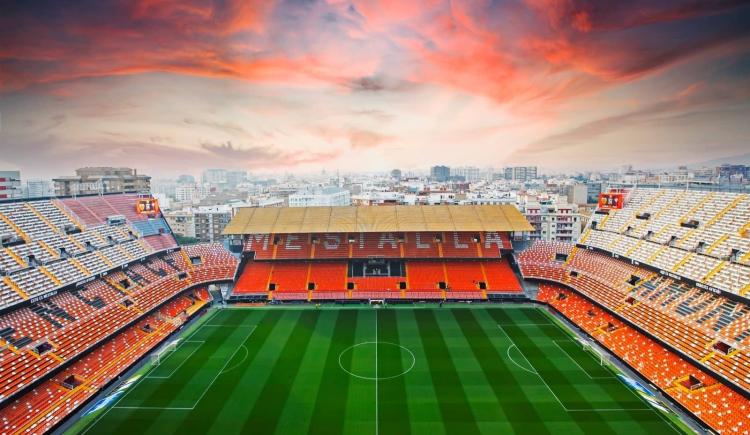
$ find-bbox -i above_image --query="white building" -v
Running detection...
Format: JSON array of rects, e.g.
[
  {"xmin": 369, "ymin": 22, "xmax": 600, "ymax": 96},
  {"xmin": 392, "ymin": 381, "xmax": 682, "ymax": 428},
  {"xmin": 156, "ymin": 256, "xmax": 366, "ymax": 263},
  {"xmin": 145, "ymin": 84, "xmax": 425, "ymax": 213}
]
[
  {"xmin": 194, "ymin": 205, "xmax": 232, "ymax": 243},
  {"xmin": 201, "ymin": 169, "xmax": 227, "ymax": 185},
  {"xmin": 25, "ymin": 179, "xmax": 53, "ymax": 198},
  {"xmin": 0, "ymin": 171, "xmax": 22, "ymax": 200},
  {"xmin": 163, "ymin": 210, "xmax": 196, "ymax": 238},
  {"xmin": 152, "ymin": 193, "xmax": 172, "ymax": 210},
  {"xmin": 164, "ymin": 205, "xmax": 232, "ymax": 242},
  {"xmin": 504, "ymin": 166, "xmax": 538, "ymax": 182},
  {"xmin": 175, "ymin": 184, "xmax": 209, "ymax": 203},
  {"xmin": 451, "ymin": 166, "xmax": 482, "ymax": 182},
  {"xmin": 517, "ymin": 193, "xmax": 581, "ymax": 242},
  {"xmin": 288, "ymin": 186, "xmax": 350, "ymax": 207},
  {"xmin": 351, "ymin": 191, "xmax": 405, "ymax": 206}
]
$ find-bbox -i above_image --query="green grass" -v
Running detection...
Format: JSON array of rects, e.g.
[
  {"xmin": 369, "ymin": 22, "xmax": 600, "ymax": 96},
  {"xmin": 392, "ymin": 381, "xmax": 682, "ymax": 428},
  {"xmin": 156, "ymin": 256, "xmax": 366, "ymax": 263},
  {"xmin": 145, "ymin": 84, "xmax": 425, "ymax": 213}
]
[{"xmin": 71, "ymin": 306, "xmax": 693, "ymax": 435}]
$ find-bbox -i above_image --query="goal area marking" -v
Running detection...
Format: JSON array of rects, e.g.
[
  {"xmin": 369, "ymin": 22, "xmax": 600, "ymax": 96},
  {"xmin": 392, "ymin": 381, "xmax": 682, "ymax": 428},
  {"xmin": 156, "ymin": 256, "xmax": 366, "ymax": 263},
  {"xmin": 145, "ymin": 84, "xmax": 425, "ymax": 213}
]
[
  {"xmin": 552, "ymin": 339, "xmax": 614, "ymax": 380},
  {"xmin": 148, "ymin": 340, "xmax": 205, "ymax": 379}
]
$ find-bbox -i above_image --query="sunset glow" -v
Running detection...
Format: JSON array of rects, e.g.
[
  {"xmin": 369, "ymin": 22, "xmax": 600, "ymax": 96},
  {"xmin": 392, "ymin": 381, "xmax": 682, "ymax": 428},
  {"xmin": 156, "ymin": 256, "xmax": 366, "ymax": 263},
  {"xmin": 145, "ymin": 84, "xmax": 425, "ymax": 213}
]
[{"xmin": 1, "ymin": 0, "xmax": 749, "ymax": 177}]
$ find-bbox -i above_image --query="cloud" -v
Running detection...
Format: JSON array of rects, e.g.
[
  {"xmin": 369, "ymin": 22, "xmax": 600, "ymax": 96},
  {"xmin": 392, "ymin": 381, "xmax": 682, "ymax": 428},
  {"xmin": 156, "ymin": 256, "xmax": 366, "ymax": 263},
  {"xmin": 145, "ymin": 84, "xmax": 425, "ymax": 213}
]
[
  {"xmin": 200, "ymin": 140, "xmax": 341, "ymax": 166},
  {"xmin": 346, "ymin": 75, "xmax": 415, "ymax": 93},
  {"xmin": 519, "ymin": 79, "xmax": 750, "ymax": 155},
  {"xmin": 524, "ymin": 0, "xmax": 749, "ymax": 33},
  {"xmin": 347, "ymin": 128, "xmax": 393, "ymax": 150},
  {"xmin": 183, "ymin": 118, "xmax": 251, "ymax": 136},
  {"xmin": 2, "ymin": 0, "xmax": 750, "ymax": 175},
  {"xmin": 309, "ymin": 125, "xmax": 394, "ymax": 150}
]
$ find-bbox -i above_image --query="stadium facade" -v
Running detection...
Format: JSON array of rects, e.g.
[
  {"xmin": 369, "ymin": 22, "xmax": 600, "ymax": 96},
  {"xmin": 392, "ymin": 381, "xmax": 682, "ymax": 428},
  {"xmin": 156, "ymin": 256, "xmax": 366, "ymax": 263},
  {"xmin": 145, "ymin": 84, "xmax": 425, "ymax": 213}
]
[{"xmin": 0, "ymin": 188, "xmax": 747, "ymax": 433}]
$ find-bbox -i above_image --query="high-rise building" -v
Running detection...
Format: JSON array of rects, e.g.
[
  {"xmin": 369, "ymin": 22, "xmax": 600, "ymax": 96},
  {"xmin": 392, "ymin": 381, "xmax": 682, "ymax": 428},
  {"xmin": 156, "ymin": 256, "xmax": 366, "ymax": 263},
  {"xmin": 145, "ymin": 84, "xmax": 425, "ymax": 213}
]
[
  {"xmin": 451, "ymin": 166, "xmax": 481, "ymax": 182},
  {"xmin": 0, "ymin": 171, "xmax": 22, "ymax": 200},
  {"xmin": 504, "ymin": 166, "xmax": 538, "ymax": 182},
  {"xmin": 390, "ymin": 169, "xmax": 402, "ymax": 180},
  {"xmin": 225, "ymin": 170, "xmax": 248, "ymax": 188},
  {"xmin": 585, "ymin": 181, "xmax": 603, "ymax": 204},
  {"xmin": 430, "ymin": 165, "xmax": 450, "ymax": 182},
  {"xmin": 163, "ymin": 210, "xmax": 196, "ymax": 238},
  {"xmin": 193, "ymin": 205, "xmax": 232, "ymax": 243},
  {"xmin": 53, "ymin": 167, "xmax": 150, "ymax": 196},
  {"xmin": 175, "ymin": 184, "xmax": 209, "ymax": 203},
  {"xmin": 517, "ymin": 194, "xmax": 581, "ymax": 242},
  {"xmin": 164, "ymin": 205, "xmax": 232, "ymax": 242},
  {"xmin": 562, "ymin": 184, "xmax": 588, "ymax": 205},
  {"xmin": 201, "ymin": 169, "xmax": 227, "ymax": 185}
]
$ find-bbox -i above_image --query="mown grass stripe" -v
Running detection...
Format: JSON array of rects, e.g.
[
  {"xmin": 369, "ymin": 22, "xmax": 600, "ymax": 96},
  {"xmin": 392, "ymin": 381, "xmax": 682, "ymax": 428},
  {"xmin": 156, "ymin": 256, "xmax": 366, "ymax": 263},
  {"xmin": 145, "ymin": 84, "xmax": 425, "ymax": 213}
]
[
  {"xmin": 490, "ymin": 309, "xmax": 623, "ymax": 434},
  {"xmin": 240, "ymin": 310, "xmax": 321, "ymax": 434},
  {"xmin": 308, "ymin": 310, "xmax": 358, "ymax": 435},
  {"xmin": 104, "ymin": 310, "xmax": 252, "ymax": 434},
  {"xmin": 171, "ymin": 309, "xmax": 284, "ymax": 434},
  {"xmin": 77, "ymin": 307, "xmax": 692, "ymax": 435},
  {"xmin": 414, "ymin": 310, "xmax": 480, "ymax": 435},
  {"xmin": 523, "ymin": 309, "xmax": 685, "ymax": 434},
  {"xmin": 342, "ymin": 309, "xmax": 378, "ymax": 434},
  {"xmin": 274, "ymin": 310, "xmax": 339, "ymax": 434},
  {"xmin": 394, "ymin": 310, "xmax": 445, "ymax": 435},
  {"xmin": 376, "ymin": 309, "xmax": 411, "ymax": 435},
  {"xmin": 452, "ymin": 309, "xmax": 552, "ymax": 435},
  {"xmin": 517, "ymin": 311, "xmax": 644, "ymax": 407}
]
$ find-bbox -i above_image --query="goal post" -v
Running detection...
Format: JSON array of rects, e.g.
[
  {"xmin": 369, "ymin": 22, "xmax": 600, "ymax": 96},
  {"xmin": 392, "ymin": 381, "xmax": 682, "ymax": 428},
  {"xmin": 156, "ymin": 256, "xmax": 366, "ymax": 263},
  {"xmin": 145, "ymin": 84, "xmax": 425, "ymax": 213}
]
[
  {"xmin": 369, "ymin": 299, "xmax": 385, "ymax": 308},
  {"xmin": 578, "ymin": 338, "xmax": 607, "ymax": 366},
  {"xmin": 152, "ymin": 340, "xmax": 179, "ymax": 366}
]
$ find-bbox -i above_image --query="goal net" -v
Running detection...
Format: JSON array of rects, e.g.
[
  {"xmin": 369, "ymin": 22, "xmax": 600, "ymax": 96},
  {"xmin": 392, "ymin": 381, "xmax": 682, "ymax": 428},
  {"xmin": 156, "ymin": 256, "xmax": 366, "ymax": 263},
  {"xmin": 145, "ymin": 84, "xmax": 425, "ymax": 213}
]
[
  {"xmin": 152, "ymin": 340, "xmax": 179, "ymax": 366},
  {"xmin": 369, "ymin": 299, "xmax": 385, "ymax": 308},
  {"xmin": 578, "ymin": 338, "xmax": 607, "ymax": 366}
]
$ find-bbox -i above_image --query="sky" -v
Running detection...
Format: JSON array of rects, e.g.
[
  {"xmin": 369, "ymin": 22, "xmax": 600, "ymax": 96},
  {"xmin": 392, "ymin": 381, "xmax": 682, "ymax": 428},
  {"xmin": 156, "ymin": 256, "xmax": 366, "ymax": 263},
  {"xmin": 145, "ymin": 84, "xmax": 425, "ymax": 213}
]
[{"xmin": 1, "ymin": 0, "xmax": 749, "ymax": 178}]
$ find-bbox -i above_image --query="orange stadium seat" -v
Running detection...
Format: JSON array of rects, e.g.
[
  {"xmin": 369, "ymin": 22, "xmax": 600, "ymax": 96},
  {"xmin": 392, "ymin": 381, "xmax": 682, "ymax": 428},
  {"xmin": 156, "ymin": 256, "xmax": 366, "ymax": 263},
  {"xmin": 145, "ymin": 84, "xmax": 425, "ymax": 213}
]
[
  {"xmin": 406, "ymin": 261, "xmax": 446, "ymax": 291},
  {"xmin": 234, "ymin": 262, "xmax": 273, "ymax": 293},
  {"xmin": 538, "ymin": 283, "xmax": 750, "ymax": 434},
  {"xmin": 483, "ymin": 259, "xmax": 522, "ymax": 292},
  {"xmin": 308, "ymin": 262, "xmax": 347, "ymax": 291},
  {"xmin": 445, "ymin": 261, "xmax": 484, "ymax": 291},
  {"xmin": 269, "ymin": 263, "xmax": 310, "ymax": 291}
]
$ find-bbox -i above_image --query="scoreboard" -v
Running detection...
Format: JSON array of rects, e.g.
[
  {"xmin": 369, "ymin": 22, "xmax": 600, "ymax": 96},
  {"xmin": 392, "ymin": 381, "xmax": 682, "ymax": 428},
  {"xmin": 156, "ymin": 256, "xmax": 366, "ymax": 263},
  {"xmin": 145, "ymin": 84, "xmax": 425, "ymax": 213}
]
[
  {"xmin": 598, "ymin": 192, "xmax": 624, "ymax": 210},
  {"xmin": 136, "ymin": 198, "xmax": 160, "ymax": 215}
]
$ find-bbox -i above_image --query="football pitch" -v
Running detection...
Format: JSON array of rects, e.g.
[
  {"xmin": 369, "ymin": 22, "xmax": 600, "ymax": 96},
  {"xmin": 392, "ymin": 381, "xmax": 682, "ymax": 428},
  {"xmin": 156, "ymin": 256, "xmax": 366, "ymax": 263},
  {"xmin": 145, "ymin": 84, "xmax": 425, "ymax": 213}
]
[{"xmin": 72, "ymin": 305, "xmax": 692, "ymax": 435}]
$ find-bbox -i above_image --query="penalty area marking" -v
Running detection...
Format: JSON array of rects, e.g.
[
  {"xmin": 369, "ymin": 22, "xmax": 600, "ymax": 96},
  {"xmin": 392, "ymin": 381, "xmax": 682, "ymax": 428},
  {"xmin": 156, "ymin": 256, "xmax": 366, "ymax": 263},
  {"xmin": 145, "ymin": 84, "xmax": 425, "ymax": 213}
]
[
  {"xmin": 147, "ymin": 340, "xmax": 205, "ymax": 379},
  {"xmin": 338, "ymin": 341, "xmax": 416, "ymax": 381},
  {"xmin": 497, "ymin": 324, "xmax": 652, "ymax": 413},
  {"xmin": 112, "ymin": 323, "xmax": 256, "ymax": 412}
]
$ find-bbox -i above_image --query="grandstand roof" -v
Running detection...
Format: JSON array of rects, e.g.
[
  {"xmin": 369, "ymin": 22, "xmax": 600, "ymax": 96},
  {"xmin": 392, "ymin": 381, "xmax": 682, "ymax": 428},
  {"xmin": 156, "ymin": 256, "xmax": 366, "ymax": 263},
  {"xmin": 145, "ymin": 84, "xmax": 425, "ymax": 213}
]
[{"xmin": 223, "ymin": 204, "xmax": 534, "ymax": 234}]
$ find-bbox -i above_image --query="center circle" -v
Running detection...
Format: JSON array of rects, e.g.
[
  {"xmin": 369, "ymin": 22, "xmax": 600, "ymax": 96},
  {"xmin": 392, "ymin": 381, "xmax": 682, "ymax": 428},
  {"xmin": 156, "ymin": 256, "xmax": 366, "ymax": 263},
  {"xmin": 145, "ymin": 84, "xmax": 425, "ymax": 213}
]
[{"xmin": 338, "ymin": 342, "xmax": 415, "ymax": 380}]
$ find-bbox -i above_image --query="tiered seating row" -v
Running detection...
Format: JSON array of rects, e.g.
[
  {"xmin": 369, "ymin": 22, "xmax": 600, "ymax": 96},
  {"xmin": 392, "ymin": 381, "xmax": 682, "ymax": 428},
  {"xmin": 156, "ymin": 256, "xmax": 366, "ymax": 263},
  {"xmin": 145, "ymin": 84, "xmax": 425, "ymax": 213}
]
[
  {"xmin": 0, "ymin": 294, "xmax": 205, "ymax": 434},
  {"xmin": 0, "ymin": 244, "xmax": 236, "ymax": 404},
  {"xmin": 518, "ymin": 241, "xmax": 750, "ymax": 394},
  {"xmin": 233, "ymin": 259, "xmax": 521, "ymax": 296},
  {"xmin": 245, "ymin": 232, "xmax": 512, "ymax": 260},
  {"xmin": 59, "ymin": 194, "xmax": 150, "ymax": 227},
  {"xmin": 538, "ymin": 284, "xmax": 750, "ymax": 434},
  {"xmin": 0, "ymin": 202, "xmax": 75, "ymax": 241},
  {"xmin": 584, "ymin": 228, "xmax": 750, "ymax": 296},
  {"xmin": 599, "ymin": 189, "xmax": 750, "ymax": 263},
  {"xmin": 0, "ymin": 236, "xmax": 154, "ymax": 311}
]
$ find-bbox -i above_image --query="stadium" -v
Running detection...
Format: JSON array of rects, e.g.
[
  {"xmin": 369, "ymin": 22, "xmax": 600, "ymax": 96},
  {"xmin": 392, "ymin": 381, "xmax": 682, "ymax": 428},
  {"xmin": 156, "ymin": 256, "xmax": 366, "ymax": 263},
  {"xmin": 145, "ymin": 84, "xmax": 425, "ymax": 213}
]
[{"xmin": 0, "ymin": 189, "xmax": 745, "ymax": 434}]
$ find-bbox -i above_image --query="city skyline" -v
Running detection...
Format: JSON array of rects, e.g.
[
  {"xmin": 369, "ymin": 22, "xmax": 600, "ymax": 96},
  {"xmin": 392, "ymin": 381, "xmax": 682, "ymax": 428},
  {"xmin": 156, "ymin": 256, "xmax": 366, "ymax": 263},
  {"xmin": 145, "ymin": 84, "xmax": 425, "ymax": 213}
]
[{"xmin": 2, "ymin": 0, "xmax": 750, "ymax": 178}]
